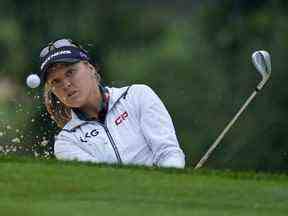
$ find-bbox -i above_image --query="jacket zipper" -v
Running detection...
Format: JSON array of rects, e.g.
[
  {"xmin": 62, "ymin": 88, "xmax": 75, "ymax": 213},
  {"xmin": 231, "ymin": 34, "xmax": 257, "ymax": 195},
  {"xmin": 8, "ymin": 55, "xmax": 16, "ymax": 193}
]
[
  {"xmin": 102, "ymin": 124, "xmax": 122, "ymax": 164},
  {"xmin": 98, "ymin": 87, "xmax": 129, "ymax": 165},
  {"xmin": 91, "ymin": 86, "xmax": 128, "ymax": 164}
]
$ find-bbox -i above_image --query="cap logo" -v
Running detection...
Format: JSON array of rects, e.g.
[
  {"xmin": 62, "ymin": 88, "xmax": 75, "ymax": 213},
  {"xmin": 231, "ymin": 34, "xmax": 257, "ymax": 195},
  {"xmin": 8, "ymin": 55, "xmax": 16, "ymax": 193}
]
[
  {"xmin": 80, "ymin": 51, "xmax": 87, "ymax": 58},
  {"xmin": 40, "ymin": 50, "xmax": 72, "ymax": 70}
]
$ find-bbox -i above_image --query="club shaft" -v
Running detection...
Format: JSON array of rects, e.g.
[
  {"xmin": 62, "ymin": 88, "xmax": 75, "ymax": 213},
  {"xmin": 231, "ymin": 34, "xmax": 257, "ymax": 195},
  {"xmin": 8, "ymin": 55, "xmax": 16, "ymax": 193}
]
[{"xmin": 194, "ymin": 90, "xmax": 258, "ymax": 169}]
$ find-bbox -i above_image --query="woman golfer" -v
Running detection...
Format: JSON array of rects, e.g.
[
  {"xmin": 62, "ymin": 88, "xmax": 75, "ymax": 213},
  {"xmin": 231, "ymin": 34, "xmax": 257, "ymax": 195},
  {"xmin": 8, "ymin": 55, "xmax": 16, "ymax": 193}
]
[{"xmin": 38, "ymin": 38, "xmax": 185, "ymax": 168}]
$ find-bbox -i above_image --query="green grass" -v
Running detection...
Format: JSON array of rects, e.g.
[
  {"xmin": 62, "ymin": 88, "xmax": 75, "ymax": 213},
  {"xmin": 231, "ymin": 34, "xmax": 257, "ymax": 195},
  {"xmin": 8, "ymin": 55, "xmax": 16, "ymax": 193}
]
[{"xmin": 0, "ymin": 157, "xmax": 287, "ymax": 216}]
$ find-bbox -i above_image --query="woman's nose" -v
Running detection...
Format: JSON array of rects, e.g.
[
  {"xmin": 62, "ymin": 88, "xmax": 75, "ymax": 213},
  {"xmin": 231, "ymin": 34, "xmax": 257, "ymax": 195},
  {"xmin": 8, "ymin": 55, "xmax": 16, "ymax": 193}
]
[{"xmin": 63, "ymin": 79, "xmax": 71, "ymax": 88}]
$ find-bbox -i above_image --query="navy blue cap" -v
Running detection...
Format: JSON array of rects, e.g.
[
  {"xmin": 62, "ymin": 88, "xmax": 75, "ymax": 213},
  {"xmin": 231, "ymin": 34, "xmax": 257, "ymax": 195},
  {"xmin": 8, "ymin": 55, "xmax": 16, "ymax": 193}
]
[{"xmin": 40, "ymin": 46, "xmax": 90, "ymax": 82}]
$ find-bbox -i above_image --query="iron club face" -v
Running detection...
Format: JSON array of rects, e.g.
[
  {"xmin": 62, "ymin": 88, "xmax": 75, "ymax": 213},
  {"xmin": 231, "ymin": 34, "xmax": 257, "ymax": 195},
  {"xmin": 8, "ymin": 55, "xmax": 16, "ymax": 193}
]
[{"xmin": 252, "ymin": 50, "xmax": 271, "ymax": 90}]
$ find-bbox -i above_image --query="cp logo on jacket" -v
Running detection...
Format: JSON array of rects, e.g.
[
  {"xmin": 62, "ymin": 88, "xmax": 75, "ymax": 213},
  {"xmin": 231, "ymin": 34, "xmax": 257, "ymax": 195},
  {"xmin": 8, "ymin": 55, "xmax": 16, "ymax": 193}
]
[{"xmin": 115, "ymin": 111, "xmax": 128, "ymax": 126}]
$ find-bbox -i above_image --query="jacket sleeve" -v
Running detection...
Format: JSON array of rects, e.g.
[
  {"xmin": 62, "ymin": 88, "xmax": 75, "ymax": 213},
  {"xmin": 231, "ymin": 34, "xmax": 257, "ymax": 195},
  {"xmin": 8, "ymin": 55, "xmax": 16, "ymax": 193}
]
[
  {"xmin": 54, "ymin": 131, "xmax": 99, "ymax": 163},
  {"xmin": 136, "ymin": 85, "xmax": 185, "ymax": 168}
]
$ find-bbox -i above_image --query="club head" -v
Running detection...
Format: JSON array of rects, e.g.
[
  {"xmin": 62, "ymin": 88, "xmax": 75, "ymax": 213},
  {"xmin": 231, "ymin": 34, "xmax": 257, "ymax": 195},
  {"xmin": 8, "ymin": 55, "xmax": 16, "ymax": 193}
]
[{"xmin": 251, "ymin": 50, "xmax": 271, "ymax": 90}]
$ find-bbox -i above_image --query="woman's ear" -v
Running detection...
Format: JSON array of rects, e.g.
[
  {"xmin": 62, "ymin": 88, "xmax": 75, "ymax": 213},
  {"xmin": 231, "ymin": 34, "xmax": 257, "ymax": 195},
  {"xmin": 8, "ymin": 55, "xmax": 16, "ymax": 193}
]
[
  {"xmin": 87, "ymin": 63, "xmax": 96, "ymax": 77},
  {"xmin": 95, "ymin": 72, "xmax": 101, "ymax": 82},
  {"xmin": 86, "ymin": 62, "xmax": 101, "ymax": 81},
  {"xmin": 87, "ymin": 62, "xmax": 95, "ymax": 72}
]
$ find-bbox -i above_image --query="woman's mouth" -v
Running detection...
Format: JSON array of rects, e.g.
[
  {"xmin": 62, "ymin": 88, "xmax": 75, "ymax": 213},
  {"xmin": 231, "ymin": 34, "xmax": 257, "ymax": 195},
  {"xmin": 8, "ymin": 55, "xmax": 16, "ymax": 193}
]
[{"xmin": 67, "ymin": 90, "xmax": 78, "ymax": 98}]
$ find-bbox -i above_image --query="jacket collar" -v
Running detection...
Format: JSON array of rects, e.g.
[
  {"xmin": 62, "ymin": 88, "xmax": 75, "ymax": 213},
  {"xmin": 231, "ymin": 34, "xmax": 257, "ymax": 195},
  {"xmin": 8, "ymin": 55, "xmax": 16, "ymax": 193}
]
[{"xmin": 62, "ymin": 85, "xmax": 130, "ymax": 131}]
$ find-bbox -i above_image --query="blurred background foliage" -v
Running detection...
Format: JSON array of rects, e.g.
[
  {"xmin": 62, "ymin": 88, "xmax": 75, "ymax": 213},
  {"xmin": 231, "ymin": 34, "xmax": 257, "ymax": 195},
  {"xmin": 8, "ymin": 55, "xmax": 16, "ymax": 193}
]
[{"xmin": 0, "ymin": 0, "xmax": 287, "ymax": 171}]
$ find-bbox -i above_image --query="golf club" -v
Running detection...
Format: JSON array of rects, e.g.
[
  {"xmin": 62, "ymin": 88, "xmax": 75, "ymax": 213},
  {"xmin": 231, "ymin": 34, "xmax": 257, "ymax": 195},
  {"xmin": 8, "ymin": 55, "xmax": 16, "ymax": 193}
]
[{"xmin": 194, "ymin": 50, "xmax": 271, "ymax": 169}]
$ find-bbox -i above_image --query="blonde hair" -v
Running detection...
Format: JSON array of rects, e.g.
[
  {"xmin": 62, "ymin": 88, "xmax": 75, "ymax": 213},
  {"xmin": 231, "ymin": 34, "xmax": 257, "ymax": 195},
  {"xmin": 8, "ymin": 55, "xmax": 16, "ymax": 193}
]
[
  {"xmin": 43, "ymin": 61, "xmax": 101, "ymax": 128},
  {"xmin": 44, "ymin": 84, "xmax": 72, "ymax": 128}
]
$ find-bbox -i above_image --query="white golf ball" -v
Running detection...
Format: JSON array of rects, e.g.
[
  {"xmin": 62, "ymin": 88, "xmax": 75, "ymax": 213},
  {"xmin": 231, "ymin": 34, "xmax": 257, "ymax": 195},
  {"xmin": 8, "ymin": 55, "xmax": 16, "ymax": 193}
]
[{"xmin": 26, "ymin": 74, "xmax": 41, "ymax": 88}]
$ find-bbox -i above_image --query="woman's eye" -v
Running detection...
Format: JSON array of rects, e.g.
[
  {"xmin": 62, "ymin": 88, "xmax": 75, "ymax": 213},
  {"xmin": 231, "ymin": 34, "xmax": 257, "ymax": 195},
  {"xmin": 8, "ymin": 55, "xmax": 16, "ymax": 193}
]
[{"xmin": 66, "ymin": 69, "xmax": 75, "ymax": 77}]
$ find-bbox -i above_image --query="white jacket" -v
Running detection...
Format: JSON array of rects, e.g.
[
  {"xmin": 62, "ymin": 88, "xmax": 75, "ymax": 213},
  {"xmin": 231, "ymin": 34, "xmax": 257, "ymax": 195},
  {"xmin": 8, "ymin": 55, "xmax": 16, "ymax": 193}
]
[{"xmin": 54, "ymin": 84, "xmax": 185, "ymax": 168}]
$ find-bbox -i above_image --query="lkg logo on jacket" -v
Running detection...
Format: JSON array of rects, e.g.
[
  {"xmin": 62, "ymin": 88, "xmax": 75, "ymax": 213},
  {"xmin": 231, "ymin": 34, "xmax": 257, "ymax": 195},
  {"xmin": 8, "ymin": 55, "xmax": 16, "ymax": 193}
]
[{"xmin": 80, "ymin": 129, "xmax": 99, "ymax": 143}]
